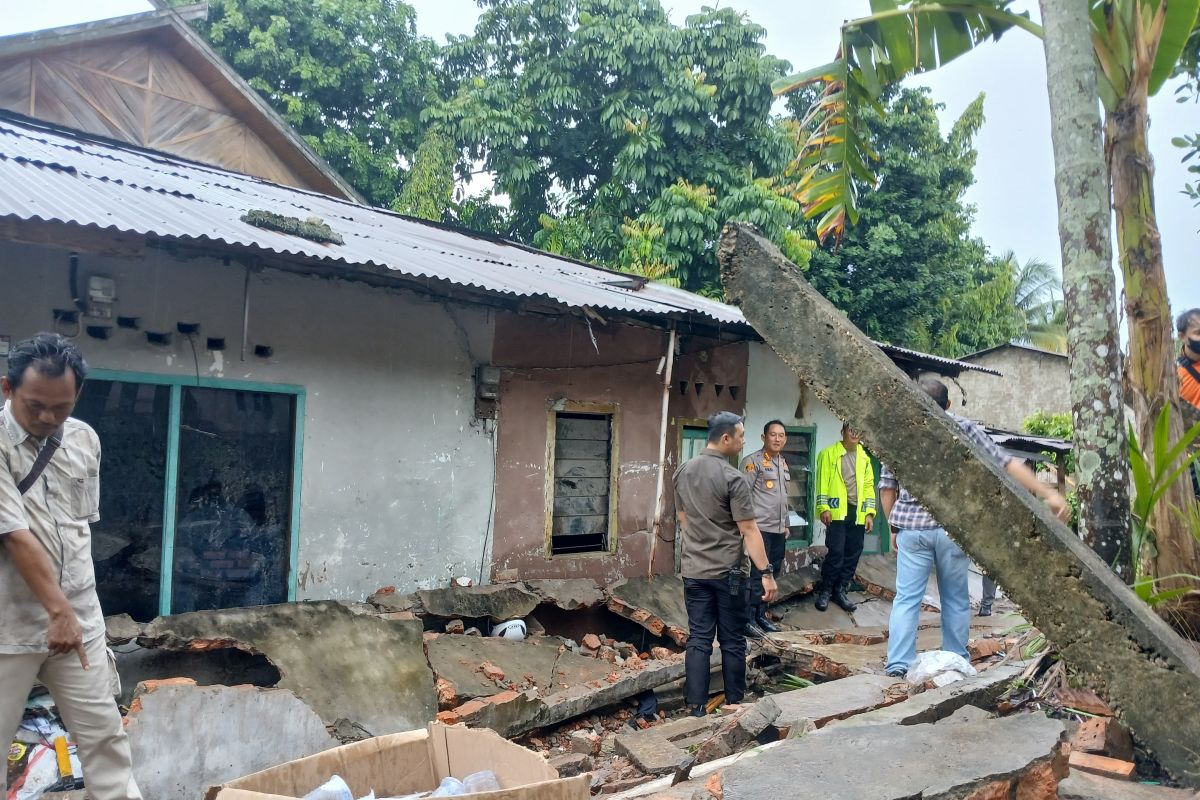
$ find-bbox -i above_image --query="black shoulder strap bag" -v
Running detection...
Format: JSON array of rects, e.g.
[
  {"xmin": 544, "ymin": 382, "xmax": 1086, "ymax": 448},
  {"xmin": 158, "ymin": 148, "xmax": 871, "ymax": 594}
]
[
  {"xmin": 16, "ymin": 426, "xmax": 65, "ymax": 496},
  {"xmin": 1181, "ymin": 355, "xmax": 1200, "ymax": 387}
]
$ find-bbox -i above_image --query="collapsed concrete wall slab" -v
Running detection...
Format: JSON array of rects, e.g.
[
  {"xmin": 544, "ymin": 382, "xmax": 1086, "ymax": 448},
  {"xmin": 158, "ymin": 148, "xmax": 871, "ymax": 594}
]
[{"xmin": 718, "ymin": 223, "xmax": 1200, "ymax": 784}]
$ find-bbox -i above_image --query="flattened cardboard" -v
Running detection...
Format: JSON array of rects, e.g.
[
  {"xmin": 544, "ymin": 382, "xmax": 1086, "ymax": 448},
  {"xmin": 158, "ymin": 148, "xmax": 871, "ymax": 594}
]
[{"xmin": 206, "ymin": 723, "xmax": 588, "ymax": 800}]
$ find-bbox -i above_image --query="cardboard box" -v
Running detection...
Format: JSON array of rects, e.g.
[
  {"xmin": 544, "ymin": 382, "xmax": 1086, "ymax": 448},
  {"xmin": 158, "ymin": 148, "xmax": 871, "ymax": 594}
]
[{"xmin": 206, "ymin": 723, "xmax": 590, "ymax": 800}]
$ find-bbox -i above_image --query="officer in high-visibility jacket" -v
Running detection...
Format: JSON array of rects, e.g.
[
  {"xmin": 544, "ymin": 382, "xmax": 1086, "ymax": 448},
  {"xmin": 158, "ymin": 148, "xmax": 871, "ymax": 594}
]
[{"xmin": 814, "ymin": 423, "xmax": 876, "ymax": 613}]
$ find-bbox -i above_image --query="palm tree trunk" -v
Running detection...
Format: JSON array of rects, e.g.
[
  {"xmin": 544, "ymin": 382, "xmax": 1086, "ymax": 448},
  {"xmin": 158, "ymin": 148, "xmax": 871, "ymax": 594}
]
[
  {"xmin": 1107, "ymin": 85, "xmax": 1199, "ymax": 583},
  {"xmin": 1039, "ymin": 0, "xmax": 1132, "ymax": 579}
]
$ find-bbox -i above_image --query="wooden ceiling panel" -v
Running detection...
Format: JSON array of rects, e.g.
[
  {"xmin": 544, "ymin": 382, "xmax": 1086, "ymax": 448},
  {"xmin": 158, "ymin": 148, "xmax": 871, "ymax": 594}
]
[
  {"xmin": 147, "ymin": 92, "xmax": 239, "ymax": 149},
  {"xmin": 148, "ymin": 49, "xmax": 224, "ymax": 112},
  {"xmin": 31, "ymin": 60, "xmax": 131, "ymax": 141},
  {"xmin": 0, "ymin": 59, "xmax": 33, "ymax": 114},
  {"xmin": 242, "ymin": 130, "xmax": 310, "ymax": 187},
  {"xmin": 48, "ymin": 60, "xmax": 147, "ymax": 143},
  {"xmin": 62, "ymin": 41, "xmax": 151, "ymax": 85}
]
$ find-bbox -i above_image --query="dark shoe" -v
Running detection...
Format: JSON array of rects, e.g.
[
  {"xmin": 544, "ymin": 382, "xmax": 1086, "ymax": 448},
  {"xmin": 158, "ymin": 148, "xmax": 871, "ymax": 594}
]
[
  {"xmin": 832, "ymin": 588, "xmax": 858, "ymax": 613},
  {"xmin": 885, "ymin": 668, "xmax": 907, "ymax": 679},
  {"xmin": 814, "ymin": 590, "xmax": 831, "ymax": 612},
  {"xmin": 745, "ymin": 621, "xmax": 766, "ymax": 639},
  {"xmin": 977, "ymin": 604, "xmax": 993, "ymax": 617},
  {"xmin": 756, "ymin": 612, "xmax": 781, "ymax": 633},
  {"xmin": 690, "ymin": 705, "xmax": 707, "ymax": 718}
]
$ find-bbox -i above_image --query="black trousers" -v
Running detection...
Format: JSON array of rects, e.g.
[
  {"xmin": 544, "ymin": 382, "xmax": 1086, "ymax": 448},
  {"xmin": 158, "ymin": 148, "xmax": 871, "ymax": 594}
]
[
  {"xmin": 821, "ymin": 503, "xmax": 866, "ymax": 590},
  {"xmin": 748, "ymin": 531, "xmax": 787, "ymax": 610},
  {"xmin": 683, "ymin": 576, "xmax": 748, "ymax": 706}
]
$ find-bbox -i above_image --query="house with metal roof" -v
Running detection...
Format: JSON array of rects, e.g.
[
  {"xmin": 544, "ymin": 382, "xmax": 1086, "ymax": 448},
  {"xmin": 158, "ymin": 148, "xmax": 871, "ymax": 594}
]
[
  {"xmin": 0, "ymin": 0, "xmax": 1007, "ymax": 613},
  {"xmin": 933, "ymin": 341, "xmax": 1069, "ymax": 431}
]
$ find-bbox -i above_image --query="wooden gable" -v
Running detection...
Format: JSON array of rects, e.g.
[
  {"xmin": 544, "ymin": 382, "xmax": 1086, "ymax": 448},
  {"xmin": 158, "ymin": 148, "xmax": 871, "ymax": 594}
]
[{"xmin": 0, "ymin": 10, "xmax": 359, "ymax": 202}]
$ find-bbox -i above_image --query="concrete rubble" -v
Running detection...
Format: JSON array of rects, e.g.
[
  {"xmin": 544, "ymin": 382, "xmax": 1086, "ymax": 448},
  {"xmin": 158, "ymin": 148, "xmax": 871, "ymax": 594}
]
[
  {"xmin": 31, "ymin": 553, "xmax": 1178, "ymax": 799},
  {"xmin": 706, "ymin": 712, "xmax": 1068, "ymax": 800},
  {"xmin": 719, "ymin": 221, "xmax": 1200, "ymax": 783},
  {"xmin": 136, "ymin": 601, "xmax": 437, "ymax": 735},
  {"xmin": 124, "ymin": 678, "xmax": 338, "ymax": 800}
]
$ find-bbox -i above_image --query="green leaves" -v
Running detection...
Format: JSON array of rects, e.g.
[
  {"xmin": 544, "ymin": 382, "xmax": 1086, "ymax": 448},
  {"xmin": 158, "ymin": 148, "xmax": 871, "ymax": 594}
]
[
  {"xmin": 774, "ymin": 1, "xmax": 1036, "ymax": 243},
  {"xmin": 196, "ymin": 0, "xmax": 445, "ymax": 207},
  {"xmin": 439, "ymin": 0, "xmax": 804, "ymax": 292},
  {"xmin": 1128, "ymin": 405, "xmax": 1200, "ymax": 583},
  {"xmin": 1149, "ymin": 0, "xmax": 1200, "ymax": 95}
]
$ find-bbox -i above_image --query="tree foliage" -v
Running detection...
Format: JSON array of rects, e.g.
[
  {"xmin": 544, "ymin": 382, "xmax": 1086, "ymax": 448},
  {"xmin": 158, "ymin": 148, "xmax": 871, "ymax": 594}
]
[
  {"xmin": 432, "ymin": 0, "xmax": 810, "ymax": 291},
  {"xmin": 800, "ymin": 87, "xmax": 996, "ymax": 354},
  {"xmin": 193, "ymin": 0, "xmax": 445, "ymax": 207}
]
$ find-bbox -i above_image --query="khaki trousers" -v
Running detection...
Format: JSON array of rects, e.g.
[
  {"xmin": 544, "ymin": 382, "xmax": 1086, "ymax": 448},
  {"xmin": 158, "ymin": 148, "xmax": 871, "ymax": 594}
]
[{"xmin": 1, "ymin": 635, "xmax": 142, "ymax": 800}]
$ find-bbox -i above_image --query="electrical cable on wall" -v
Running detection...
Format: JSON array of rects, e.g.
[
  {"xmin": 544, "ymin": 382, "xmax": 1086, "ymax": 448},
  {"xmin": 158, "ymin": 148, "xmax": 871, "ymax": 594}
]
[{"xmin": 477, "ymin": 418, "xmax": 499, "ymax": 587}]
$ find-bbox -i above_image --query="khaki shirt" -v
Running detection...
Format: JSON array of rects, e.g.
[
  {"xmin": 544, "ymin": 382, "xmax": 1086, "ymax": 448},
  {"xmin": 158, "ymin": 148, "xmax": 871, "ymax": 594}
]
[
  {"xmin": 674, "ymin": 449, "xmax": 755, "ymax": 580},
  {"xmin": 841, "ymin": 450, "xmax": 858, "ymax": 506},
  {"xmin": 0, "ymin": 402, "xmax": 105, "ymax": 653},
  {"xmin": 739, "ymin": 449, "xmax": 790, "ymax": 534}
]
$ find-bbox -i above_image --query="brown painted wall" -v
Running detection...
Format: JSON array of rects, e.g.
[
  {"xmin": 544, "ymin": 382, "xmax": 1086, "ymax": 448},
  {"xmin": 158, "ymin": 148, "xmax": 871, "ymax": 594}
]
[{"xmin": 490, "ymin": 313, "xmax": 748, "ymax": 582}]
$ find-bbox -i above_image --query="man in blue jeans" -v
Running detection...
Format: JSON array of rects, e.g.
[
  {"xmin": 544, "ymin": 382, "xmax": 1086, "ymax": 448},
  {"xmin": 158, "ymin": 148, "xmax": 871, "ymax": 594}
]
[{"xmin": 881, "ymin": 379, "xmax": 1068, "ymax": 678}]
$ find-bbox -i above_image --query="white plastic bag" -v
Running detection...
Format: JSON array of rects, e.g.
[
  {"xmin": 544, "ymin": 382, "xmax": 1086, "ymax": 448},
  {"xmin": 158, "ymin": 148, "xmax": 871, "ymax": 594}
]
[
  {"xmin": 303, "ymin": 775, "xmax": 354, "ymax": 800},
  {"xmin": 906, "ymin": 650, "xmax": 977, "ymax": 686}
]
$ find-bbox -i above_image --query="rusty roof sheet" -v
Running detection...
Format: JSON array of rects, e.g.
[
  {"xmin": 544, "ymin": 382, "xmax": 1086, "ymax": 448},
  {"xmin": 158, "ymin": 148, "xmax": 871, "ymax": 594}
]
[{"xmin": 0, "ymin": 113, "xmax": 745, "ymax": 326}]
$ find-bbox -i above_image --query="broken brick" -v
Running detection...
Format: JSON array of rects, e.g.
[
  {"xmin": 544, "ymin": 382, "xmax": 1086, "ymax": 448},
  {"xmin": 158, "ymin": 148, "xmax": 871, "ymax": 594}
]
[
  {"xmin": 968, "ymin": 638, "xmax": 1006, "ymax": 661},
  {"xmin": 436, "ymin": 677, "xmax": 459, "ymax": 709},
  {"xmin": 599, "ymin": 646, "xmax": 619, "ymax": 663},
  {"xmin": 480, "ymin": 660, "xmax": 506, "ymax": 682},
  {"xmin": 582, "ymin": 633, "xmax": 602, "ymax": 652},
  {"xmin": 1055, "ymin": 688, "xmax": 1113, "ymax": 717},
  {"xmin": 1071, "ymin": 717, "xmax": 1134, "ymax": 762},
  {"xmin": 963, "ymin": 781, "xmax": 1012, "ymax": 800},
  {"xmin": 650, "ymin": 647, "xmax": 674, "ymax": 661},
  {"xmin": 1014, "ymin": 755, "xmax": 1067, "ymax": 800},
  {"xmin": 436, "ymin": 710, "xmax": 460, "ymax": 725},
  {"xmin": 1068, "ymin": 751, "xmax": 1135, "ymax": 781},
  {"xmin": 445, "ymin": 619, "xmax": 466, "ymax": 635}
]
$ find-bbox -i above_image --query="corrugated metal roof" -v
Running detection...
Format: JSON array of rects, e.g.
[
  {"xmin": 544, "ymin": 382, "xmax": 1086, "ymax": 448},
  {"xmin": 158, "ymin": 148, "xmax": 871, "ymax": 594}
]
[
  {"xmin": 0, "ymin": 113, "xmax": 746, "ymax": 326},
  {"xmin": 876, "ymin": 341, "xmax": 1003, "ymax": 377},
  {"xmin": 0, "ymin": 112, "xmax": 1002, "ymax": 379}
]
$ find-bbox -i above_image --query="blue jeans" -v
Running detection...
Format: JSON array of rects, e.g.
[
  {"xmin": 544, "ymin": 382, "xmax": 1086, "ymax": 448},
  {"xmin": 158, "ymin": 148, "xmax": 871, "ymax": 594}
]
[{"xmin": 885, "ymin": 527, "xmax": 971, "ymax": 674}]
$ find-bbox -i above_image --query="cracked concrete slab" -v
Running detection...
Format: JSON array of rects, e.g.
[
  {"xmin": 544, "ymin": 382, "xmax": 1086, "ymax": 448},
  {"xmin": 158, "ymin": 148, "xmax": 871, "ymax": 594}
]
[
  {"xmin": 426, "ymin": 634, "xmax": 612, "ymax": 706},
  {"xmin": 718, "ymin": 712, "xmax": 1066, "ymax": 799},
  {"xmin": 830, "ymin": 664, "xmax": 1024, "ymax": 728},
  {"xmin": 607, "ymin": 577, "xmax": 690, "ymax": 645},
  {"xmin": 416, "ymin": 583, "xmax": 541, "ymax": 621},
  {"xmin": 126, "ymin": 679, "xmax": 337, "ymax": 800},
  {"xmin": 138, "ymin": 601, "xmax": 436, "ymax": 735},
  {"xmin": 451, "ymin": 653, "xmax": 694, "ymax": 738},
  {"xmin": 771, "ymin": 674, "xmax": 905, "ymax": 731},
  {"xmin": 525, "ymin": 579, "xmax": 606, "ymax": 610},
  {"xmin": 720, "ymin": 222, "xmax": 1200, "ymax": 784}
]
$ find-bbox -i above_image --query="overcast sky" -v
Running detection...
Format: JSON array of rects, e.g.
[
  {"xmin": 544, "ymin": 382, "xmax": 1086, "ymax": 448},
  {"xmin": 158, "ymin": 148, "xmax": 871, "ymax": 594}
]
[{"xmin": 5, "ymin": 0, "xmax": 1197, "ymax": 319}]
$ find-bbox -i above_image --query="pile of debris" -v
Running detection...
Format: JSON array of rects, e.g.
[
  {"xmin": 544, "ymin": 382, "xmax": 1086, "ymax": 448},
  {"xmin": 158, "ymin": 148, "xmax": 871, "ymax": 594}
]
[{"xmin": 10, "ymin": 560, "xmax": 1194, "ymax": 798}]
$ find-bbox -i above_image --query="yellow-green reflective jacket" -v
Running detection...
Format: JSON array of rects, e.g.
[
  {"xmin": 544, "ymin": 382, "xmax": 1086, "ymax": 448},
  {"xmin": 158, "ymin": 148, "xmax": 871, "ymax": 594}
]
[{"xmin": 815, "ymin": 442, "xmax": 876, "ymax": 524}]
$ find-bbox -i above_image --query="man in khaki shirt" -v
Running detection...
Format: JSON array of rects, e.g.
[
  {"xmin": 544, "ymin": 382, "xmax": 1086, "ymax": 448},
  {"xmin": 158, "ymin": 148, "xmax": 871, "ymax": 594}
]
[
  {"xmin": 739, "ymin": 420, "xmax": 790, "ymax": 636},
  {"xmin": 674, "ymin": 412, "xmax": 777, "ymax": 717},
  {"xmin": 1, "ymin": 333, "xmax": 141, "ymax": 800}
]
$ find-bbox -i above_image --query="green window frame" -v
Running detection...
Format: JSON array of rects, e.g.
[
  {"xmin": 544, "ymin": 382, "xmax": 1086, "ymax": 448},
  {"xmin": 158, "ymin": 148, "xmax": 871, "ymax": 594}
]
[
  {"xmin": 784, "ymin": 425, "xmax": 816, "ymax": 549},
  {"xmin": 88, "ymin": 369, "xmax": 305, "ymax": 615}
]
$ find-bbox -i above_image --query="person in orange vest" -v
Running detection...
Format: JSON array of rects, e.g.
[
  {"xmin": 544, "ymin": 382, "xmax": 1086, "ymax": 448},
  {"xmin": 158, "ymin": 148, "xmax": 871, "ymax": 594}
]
[{"xmin": 1178, "ymin": 308, "xmax": 1200, "ymax": 412}]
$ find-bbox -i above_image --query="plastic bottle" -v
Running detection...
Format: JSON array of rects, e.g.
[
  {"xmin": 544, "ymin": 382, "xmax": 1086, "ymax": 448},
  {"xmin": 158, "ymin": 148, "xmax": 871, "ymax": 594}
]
[
  {"xmin": 462, "ymin": 770, "xmax": 501, "ymax": 793},
  {"xmin": 428, "ymin": 776, "xmax": 467, "ymax": 796}
]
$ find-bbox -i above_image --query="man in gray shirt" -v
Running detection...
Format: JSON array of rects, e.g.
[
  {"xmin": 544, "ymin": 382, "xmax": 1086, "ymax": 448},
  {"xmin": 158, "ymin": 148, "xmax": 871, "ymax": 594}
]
[{"xmin": 674, "ymin": 412, "xmax": 777, "ymax": 716}]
